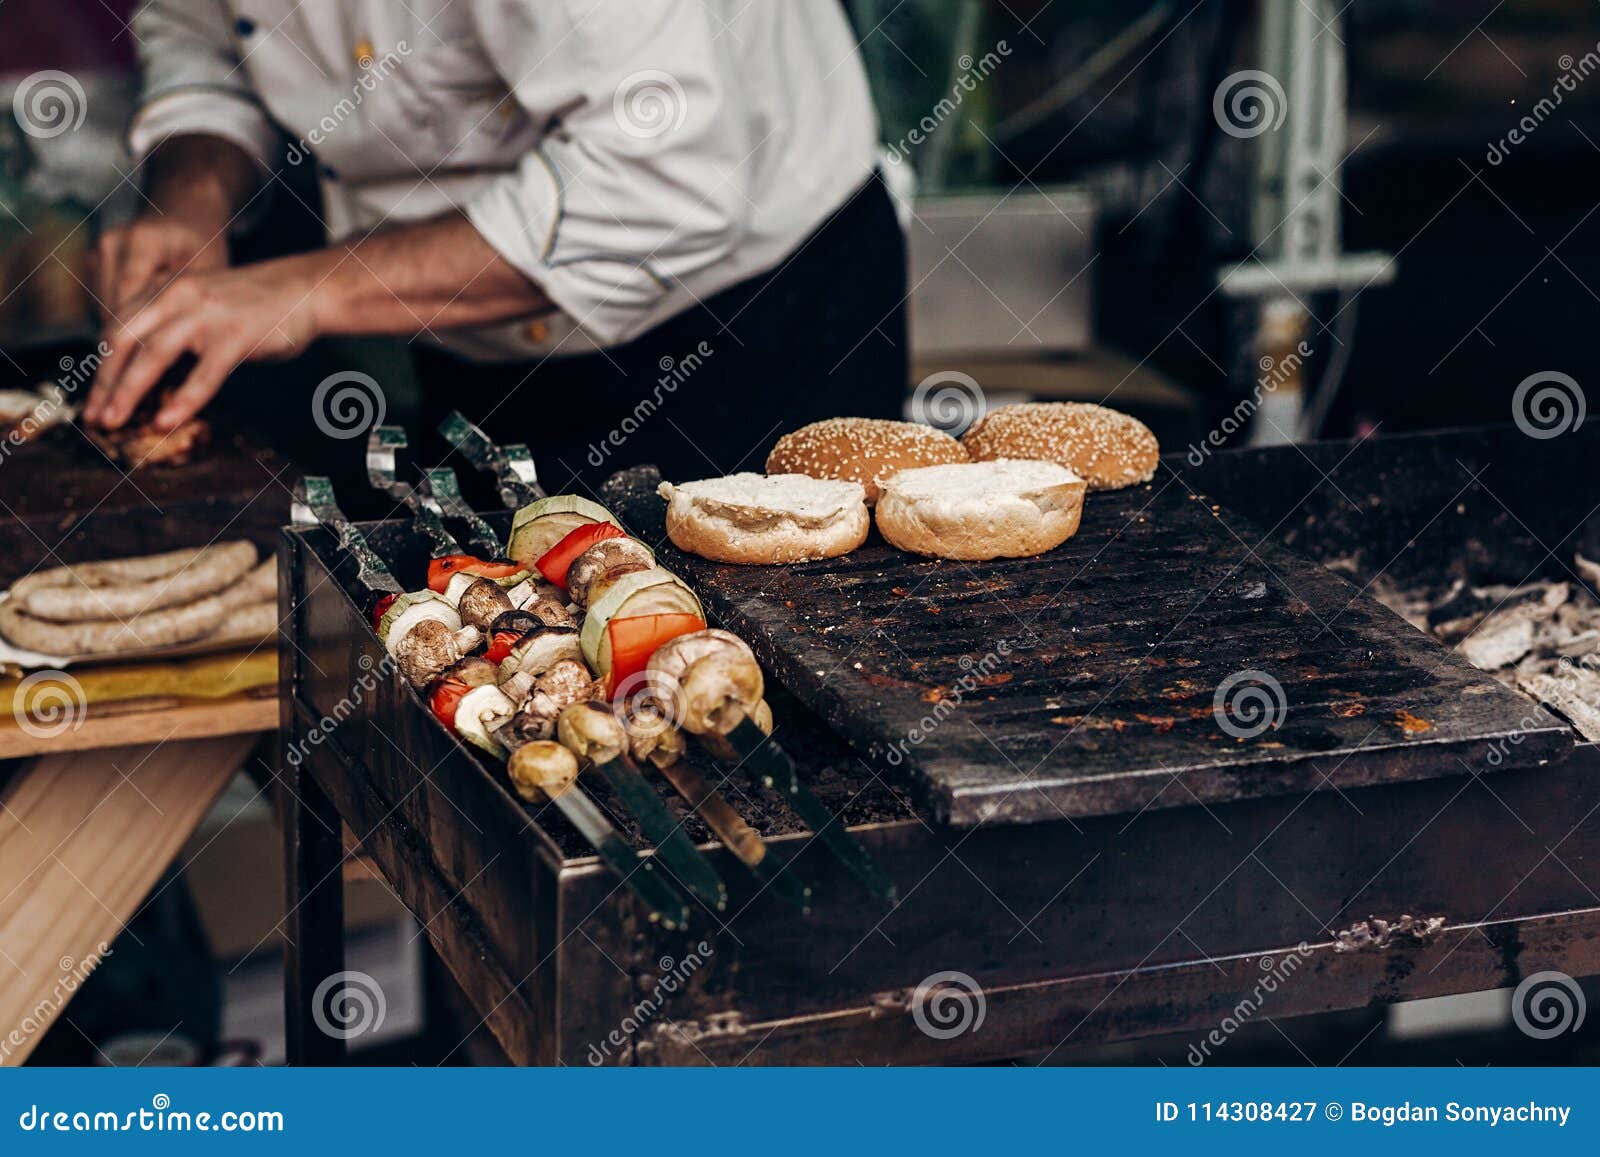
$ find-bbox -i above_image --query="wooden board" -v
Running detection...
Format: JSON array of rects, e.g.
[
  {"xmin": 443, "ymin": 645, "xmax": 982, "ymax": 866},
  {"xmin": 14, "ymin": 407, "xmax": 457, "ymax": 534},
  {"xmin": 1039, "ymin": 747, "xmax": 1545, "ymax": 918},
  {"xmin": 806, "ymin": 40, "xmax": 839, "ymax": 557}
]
[
  {"xmin": 0, "ymin": 693, "xmax": 277, "ymax": 760},
  {"xmin": 0, "ymin": 735, "xmax": 256, "ymax": 1065},
  {"xmin": 614, "ymin": 475, "xmax": 1574, "ymax": 826}
]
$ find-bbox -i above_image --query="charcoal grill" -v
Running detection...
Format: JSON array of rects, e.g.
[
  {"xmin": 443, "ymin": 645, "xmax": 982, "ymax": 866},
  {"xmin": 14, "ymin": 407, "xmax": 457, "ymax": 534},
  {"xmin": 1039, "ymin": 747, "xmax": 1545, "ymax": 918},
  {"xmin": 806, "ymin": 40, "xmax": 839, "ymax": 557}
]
[{"xmin": 279, "ymin": 422, "xmax": 1600, "ymax": 1065}]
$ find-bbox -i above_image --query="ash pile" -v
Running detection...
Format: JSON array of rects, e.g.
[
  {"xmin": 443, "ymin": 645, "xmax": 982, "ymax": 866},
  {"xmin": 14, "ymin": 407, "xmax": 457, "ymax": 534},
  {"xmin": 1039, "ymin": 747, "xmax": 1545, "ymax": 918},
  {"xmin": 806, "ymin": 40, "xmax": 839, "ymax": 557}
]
[{"xmin": 1371, "ymin": 555, "xmax": 1600, "ymax": 742}]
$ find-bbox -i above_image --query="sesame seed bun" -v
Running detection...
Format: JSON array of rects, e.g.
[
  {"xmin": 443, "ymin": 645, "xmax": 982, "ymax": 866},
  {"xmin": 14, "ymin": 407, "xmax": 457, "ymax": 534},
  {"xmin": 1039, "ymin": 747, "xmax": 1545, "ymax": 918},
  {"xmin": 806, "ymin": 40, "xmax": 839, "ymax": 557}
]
[
  {"xmin": 961, "ymin": 403, "xmax": 1159, "ymax": 491},
  {"xmin": 875, "ymin": 460, "xmax": 1087, "ymax": 560},
  {"xmin": 765, "ymin": 418, "xmax": 969, "ymax": 505}
]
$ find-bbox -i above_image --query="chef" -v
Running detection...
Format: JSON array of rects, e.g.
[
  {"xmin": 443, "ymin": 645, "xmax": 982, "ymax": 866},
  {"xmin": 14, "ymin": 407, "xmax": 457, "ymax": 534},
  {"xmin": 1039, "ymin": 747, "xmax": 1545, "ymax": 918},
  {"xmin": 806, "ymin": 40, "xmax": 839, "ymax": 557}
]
[{"xmin": 83, "ymin": 2, "xmax": 907, "ymax": 488}]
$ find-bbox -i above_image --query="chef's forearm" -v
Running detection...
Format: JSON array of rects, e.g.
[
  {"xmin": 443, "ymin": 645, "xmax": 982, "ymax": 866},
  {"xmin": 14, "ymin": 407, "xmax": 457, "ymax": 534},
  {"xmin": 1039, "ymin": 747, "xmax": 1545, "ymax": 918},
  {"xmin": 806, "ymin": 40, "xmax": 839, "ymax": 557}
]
[
  {"xmin": 143, "ymin": 134, "xmax": 258, "ymax": 225},
  {"xmin": 306, "ymin": 215, "xmax": 553, "ymax": 339}
]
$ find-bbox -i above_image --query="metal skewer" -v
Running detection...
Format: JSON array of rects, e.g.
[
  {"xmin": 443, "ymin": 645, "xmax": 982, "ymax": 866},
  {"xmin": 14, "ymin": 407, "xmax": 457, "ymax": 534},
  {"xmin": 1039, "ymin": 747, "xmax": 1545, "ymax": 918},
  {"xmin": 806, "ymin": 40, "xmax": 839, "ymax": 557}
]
[
  {"xmin": 439, "ymin": 411, "xmax": 545, "ymax": 507},
  {"xmin": 291, "ymin": 476, "xmax": 402, "ymax": 596},
  {"xmin": 540, "ymin": 779, "xmax": 693, "ymax": 932},
  {"xmin": 720, "ymin": 716, "xmax": 897, "ymax": 904},
  {"xmin": 652, "ymin": 752, "xmax": 813, "ymax": 913},
  {"xmin": 421, "ymin": 467, "xmax": 503, "ymax": 557},
  {"xmin": 559, "ymin": 702, "xmax": 727, "ymax": 914},
  {"xmin": 366, "ymin": 426, "xmax": 462, "ymax": 561}
]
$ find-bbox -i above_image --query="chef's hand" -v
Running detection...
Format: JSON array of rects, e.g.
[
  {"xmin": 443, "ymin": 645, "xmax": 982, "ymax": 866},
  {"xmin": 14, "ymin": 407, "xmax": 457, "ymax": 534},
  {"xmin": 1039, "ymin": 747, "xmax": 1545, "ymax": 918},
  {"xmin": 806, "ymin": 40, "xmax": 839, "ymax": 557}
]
[{"xmin": 83, "ymin": 254, "xmax": 323, "ymax": 431}]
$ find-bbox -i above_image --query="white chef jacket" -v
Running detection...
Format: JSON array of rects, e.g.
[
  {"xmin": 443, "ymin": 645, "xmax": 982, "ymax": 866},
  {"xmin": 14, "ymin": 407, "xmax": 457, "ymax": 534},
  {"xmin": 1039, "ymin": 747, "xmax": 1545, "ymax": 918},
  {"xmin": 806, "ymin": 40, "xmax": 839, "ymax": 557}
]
[{"xmin": 128, "ymin": 0, "xmax": 880, "ymax": 361}]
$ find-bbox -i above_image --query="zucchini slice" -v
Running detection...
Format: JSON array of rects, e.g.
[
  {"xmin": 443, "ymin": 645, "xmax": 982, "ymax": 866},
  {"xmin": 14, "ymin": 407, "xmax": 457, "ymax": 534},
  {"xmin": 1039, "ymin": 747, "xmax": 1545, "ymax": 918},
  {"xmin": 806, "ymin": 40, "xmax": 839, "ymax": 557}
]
[
  {"xmin": 579, "ymin": 568, "xmax": 704, "ymax": 676},
  {"xmin": 506, "ymin": 495, "xmax": 623, "ymax": 566}
]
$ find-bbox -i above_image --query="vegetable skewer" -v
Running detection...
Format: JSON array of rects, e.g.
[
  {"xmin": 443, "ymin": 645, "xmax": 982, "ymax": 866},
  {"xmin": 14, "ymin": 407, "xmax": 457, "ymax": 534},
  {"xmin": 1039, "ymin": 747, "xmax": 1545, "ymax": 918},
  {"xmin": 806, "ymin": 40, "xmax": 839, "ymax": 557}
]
[{"xmin": 320, "ymin": 459, "xmax": 699, "ymax": 922}]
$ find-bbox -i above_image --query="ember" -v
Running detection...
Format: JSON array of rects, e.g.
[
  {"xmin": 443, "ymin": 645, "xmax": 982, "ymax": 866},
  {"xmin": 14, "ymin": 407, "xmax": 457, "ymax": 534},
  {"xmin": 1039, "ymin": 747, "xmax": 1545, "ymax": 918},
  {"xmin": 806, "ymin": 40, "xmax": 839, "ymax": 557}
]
[{"xmin": 1373, "ymin": 557, "xmax": 1600, "ymax": 741}]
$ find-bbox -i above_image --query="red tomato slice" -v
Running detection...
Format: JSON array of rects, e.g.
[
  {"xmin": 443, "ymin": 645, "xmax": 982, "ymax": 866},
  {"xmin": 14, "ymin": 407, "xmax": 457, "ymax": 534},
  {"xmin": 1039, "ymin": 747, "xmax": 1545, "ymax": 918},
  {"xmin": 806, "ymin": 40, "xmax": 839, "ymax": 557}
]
[
  {"xmin": 536, "ymin": 521, "xmax": 626, "ymax": 590},
  {"xmin": 429, "ymin": 679, "xmax": 471, "ymax": 730},
  {"xmin": 606, "ymin": 613, "xmax": 706, "ymax": 694},
  {"xmin": 427, "ymin": 554, "xmax": 525, "ymax": 594},
  {"xmin": 371, "ymin": 592, "xmax": 399, "ymax": 630},
  {"xmin": 485, "ymin": 629, "xmax": 521, "ymax": 665}
]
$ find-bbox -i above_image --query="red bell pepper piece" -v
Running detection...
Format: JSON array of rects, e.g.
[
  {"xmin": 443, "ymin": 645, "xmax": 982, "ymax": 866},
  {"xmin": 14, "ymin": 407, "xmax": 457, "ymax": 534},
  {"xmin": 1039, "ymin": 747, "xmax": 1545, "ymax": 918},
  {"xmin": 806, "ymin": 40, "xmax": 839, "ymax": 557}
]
[
  {"xmin": 606, "ymin": 613, "xmax": 706, "ymax": 694},
  {"xmin": 536, "ymin": 522, "xmax": 626, "ymax": 590},
  {"xmin": 426, "ymin": 554, "xmax": 525, "ymax": 594},
  {"xmin": 428, "ymin": 679, "xmax": 471, "ymax": 730}
]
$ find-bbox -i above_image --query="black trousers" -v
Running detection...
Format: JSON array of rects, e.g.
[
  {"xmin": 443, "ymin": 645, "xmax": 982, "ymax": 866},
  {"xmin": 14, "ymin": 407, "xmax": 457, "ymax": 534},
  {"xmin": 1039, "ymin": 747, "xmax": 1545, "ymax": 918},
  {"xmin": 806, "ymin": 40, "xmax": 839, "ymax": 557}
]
[{"xmin": 417, "ymin": 173, "xmax": 907, "ymax": 497}]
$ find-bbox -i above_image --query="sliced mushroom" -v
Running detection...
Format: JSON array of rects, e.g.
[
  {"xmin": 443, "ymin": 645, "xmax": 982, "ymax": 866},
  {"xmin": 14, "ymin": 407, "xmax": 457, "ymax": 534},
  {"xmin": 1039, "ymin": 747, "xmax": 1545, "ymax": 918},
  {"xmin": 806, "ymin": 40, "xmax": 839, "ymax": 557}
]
[
  {"xmin": 489, "ymin": 609, "xmax": 541, "ymax": 638},
  {"xmin": 394, "ymin": 618, "xmax": 483, "ymax": 687},
  {"xmin": 498, "ymin": 626, "xmax": 583, "ymax": 701},
  {"xmin": 507, "ymin": 741, "xmax": 580, "ymax": 803},
  {"xmin": 568, "ymin": 538, "xmax": 656, "ymax": 608}
]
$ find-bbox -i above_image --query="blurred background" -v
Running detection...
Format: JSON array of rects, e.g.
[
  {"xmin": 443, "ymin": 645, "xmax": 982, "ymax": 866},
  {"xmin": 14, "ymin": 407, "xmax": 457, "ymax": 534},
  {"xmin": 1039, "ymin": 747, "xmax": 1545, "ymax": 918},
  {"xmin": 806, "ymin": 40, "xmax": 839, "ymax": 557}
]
[{"xmin": 3, "ymin": 0, "xmax": 1600, "ymax": 1066}]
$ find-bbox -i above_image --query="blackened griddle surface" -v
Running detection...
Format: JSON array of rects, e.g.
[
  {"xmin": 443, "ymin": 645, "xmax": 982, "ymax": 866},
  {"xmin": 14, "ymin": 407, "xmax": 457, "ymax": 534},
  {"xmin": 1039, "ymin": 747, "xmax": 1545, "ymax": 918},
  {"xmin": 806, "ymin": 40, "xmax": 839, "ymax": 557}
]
[{"xmin": 612, "ymin": 469, "xmax": 1572, "ymax": 827}]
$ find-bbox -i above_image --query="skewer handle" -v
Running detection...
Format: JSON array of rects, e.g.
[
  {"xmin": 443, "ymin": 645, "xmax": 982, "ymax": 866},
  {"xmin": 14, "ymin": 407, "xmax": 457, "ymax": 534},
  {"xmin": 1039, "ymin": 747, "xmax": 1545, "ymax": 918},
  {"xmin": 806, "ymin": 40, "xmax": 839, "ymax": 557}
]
[
  {"xmin": 423, "ymin": 468, "xmax": 503, "ymax": 557},
  {"xmin": 438, "ymin": 411, "xmax": 545, "ymax": 508},
  {"xmin": 291, "ymin": 476, "xmax": 403, "ymax": 595}
]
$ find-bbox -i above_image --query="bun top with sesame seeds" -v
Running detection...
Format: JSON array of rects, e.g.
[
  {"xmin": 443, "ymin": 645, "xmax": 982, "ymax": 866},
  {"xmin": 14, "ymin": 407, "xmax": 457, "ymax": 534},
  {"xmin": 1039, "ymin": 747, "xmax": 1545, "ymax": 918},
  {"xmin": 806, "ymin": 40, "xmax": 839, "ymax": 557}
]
[
  {"xmin": 960, "ymin": 402, "xmax": 1159, "ymax": 491},
  {"xmin": 765, "ymin": 418, "xmax": 969, "ymax": 505}
]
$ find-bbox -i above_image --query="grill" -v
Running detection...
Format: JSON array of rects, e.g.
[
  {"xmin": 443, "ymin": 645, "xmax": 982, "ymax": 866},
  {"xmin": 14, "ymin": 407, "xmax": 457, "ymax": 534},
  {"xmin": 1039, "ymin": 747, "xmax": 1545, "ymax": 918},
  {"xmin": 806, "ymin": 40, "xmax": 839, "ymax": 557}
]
[{"xmin": 279, "ymin": 422, "xmax": 1600, "ymax": 1065}]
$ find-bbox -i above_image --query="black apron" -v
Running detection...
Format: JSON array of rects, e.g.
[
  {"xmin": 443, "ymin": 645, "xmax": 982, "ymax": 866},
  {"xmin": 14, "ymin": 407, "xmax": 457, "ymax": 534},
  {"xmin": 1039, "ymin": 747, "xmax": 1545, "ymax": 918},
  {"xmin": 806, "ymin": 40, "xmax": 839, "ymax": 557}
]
[{"xmin": 417, "ymin": 172, "xmax": 907, "ymax": 497}]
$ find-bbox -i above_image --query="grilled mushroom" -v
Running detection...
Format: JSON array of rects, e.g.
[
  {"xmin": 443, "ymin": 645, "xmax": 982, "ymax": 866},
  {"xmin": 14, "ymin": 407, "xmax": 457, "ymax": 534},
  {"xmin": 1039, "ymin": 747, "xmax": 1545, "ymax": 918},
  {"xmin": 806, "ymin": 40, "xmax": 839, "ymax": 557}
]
[
  {"xmin": 502, "ymin": 659, "xmax": 602, "ymax": 742},
  {"xmin": 568, "ymin": 538, "xmax": 656, "ymax": 608},
  {"xmin": 528, "ymin": 598, "xmax": 578, "ymax": 629},
  {"xmin": 623, "ymin": 702, "xmax": 688, "ymax": 769},
  {"xmin": 498, "ymin": 626, "xmax": 583, "ymax": 701},
  {"xmin": 489, "ymin": 609, "xmax": 541, "ymax": 637},
  {"xmin": 455, "ymin": 576, "xmax": 515, "ymax": 631},
  {"xmin": 507, "ymin": 740, "xmax": 580, "ymax": 803},
  {"xmin": 438, "ymin": 654, "xmax": 500, "ymax": 689},
  {"xmin": 646, "ymin": 631, "xmax": 764, "ymax": 737},
  {"xmin": 749, "ymin": 698, "xmax": 774, "ymax": 736},
  {"xmin": 394, "ymin": 617, "xmax": 483, "ymax": 687},
  {"xmin": 557, "ymin": 701, "xmax": 629, "ymax": 765}
]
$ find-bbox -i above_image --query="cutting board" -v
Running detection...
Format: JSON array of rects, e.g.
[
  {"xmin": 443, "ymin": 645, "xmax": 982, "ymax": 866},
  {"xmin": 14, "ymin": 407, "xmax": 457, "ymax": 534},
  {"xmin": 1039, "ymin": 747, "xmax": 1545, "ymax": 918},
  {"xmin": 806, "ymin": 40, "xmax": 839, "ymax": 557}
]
[{"xmin": 613, "ymin": 474, "xmax": 1573, "ymax": 826}]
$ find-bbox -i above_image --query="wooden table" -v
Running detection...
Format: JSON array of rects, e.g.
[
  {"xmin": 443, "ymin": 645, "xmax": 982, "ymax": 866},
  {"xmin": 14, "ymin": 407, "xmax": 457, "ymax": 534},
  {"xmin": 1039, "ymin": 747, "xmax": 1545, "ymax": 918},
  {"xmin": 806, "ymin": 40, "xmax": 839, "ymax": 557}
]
[{"xmin": 0, "ymin": 690, "xmax": 275, "ymax": 1065}]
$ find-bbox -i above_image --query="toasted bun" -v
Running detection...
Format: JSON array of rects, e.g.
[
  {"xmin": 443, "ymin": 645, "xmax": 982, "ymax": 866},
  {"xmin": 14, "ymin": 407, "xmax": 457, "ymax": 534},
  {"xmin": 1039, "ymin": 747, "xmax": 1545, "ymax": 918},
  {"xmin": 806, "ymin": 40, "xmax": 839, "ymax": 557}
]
[
  {"xmin": 658, "ymin": 473, "xmax": 869, "ymax": 564},
  {"xmin": 875, "ymin": 459, "xmax": 1087, "ymax": 561},
  {"xmin": 765, "ymin": 418, "xmax": 969, "ymax": 504},
  {"xmin": 961, "ymin": 402, "xmax": 1159, "ymax": 490}
]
